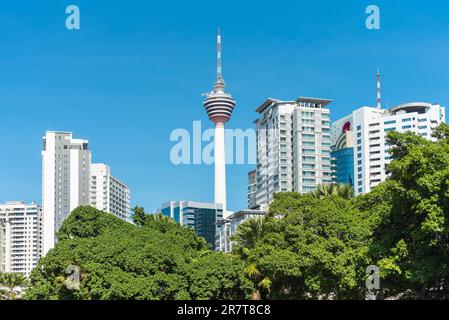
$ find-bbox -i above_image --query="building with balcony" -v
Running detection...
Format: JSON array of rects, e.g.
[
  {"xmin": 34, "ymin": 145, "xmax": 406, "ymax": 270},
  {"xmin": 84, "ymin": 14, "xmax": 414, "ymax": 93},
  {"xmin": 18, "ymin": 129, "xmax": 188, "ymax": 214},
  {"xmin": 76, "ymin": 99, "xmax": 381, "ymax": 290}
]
[
  {"xmin": 333, "ymin": 102, "xmax": 446, "ymax": 194},
  {"xmin": 90, "ymin": 163, "xmax": 131, "ymax": 223},
  {"xmin": 254, "ymin": 97, "xmax": 333, "ymax": 207},
  {"xmin": 0, "ymin": 202, "xmax": 42, "ymax": 276}
]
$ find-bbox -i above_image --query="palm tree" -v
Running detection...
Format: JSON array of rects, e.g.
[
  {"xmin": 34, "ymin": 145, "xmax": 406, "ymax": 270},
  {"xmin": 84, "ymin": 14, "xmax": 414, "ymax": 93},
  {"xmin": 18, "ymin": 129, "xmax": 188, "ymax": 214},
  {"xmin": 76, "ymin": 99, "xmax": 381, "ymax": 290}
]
[
  {"xmin": 231, "ymin": 216, "xmax": 267, "ymax": 258},
  {"xmin": 311, "ymin": 183, "xmax": 354, "ymax": 200},
  {"xmin": 243, "ymin": 263, "xmax": 271, "ymax": 300},
  {"xmin": 231, "ymin": 217, "xmax": 272, "ymax": 300},
  {"xmin": 0, "ymin": 272, "xmax": 28, "ymax": 300}
]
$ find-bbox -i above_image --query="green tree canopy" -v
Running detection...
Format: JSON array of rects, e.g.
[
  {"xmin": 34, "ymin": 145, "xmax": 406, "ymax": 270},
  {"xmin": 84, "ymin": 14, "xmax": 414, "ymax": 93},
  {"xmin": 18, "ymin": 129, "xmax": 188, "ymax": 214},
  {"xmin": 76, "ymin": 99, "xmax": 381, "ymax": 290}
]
[
  {"xmin": 25, "ymin": 206, "xmax": 252, "ymax": 300},
  {"xmin": 234, "ymin": 192, "xmax": 375, "ymax": 299},
  {"xmin": 0, "ymin": 272, "xmax": 28, "ymax": 300},
  {"xmin": 366, "ymin": 125, "xmax": 449, "ymax": 299}
]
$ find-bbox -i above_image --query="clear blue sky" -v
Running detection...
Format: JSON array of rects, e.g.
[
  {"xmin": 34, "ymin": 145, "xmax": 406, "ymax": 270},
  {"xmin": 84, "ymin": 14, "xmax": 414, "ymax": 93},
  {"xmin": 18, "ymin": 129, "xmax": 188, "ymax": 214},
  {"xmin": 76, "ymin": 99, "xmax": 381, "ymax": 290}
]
[{"xmin": 1, "ymin": 0, "xmax": 448, "ymax": 212}]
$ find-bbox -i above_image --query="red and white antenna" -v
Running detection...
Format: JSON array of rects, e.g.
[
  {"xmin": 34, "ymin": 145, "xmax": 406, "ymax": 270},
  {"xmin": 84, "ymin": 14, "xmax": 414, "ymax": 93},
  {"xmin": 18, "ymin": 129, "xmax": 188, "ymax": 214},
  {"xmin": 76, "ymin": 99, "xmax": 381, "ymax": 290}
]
[{"xmin": 377, "ymin": 68, "xmax": 381, "ymax": 109}]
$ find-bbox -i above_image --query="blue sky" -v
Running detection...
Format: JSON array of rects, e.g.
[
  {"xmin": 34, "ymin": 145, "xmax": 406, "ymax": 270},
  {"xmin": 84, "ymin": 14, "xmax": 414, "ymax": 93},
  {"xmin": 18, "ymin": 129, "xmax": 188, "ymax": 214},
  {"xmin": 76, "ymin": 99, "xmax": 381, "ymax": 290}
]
[{"xmin": 1, "ymin": 0, "xmax": 449, "ymax": 212}]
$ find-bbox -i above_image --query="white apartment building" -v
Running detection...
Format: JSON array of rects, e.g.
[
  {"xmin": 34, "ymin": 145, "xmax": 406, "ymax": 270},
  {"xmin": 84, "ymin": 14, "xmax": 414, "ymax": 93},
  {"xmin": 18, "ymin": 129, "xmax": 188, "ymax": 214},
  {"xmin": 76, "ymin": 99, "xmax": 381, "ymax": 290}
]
[
  {"xmin": 254, "ymin": 97, "xmax": 333, "ymax": 207},
  {"xmin": 0, "ymin": 202, "xmax": 42, "ymax": 276},
  {"xmin": 336, "ymin": 102, "xmax": 446, "ymax": 195},
  {"xmin": 215, "ymin": 209, "xmax": 266, "ymax": 253},
  {"xmin": 90, "ymin": 163, "xmax": 131, "ymax": 222},
  {"xmin": 41, "ymin": 131, "xmax": 91, "ymax": 256},
  {"xmin": 247, "ymin": 170, "xmax": 257, "ymax": 210}
]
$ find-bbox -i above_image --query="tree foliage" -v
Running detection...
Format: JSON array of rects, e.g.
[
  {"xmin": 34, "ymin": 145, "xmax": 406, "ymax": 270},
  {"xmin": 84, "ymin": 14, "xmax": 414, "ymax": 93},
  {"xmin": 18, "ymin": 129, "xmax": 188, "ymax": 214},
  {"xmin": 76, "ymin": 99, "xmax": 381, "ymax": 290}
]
[
  {"xmin": 25, "ymin": 206, "xmax": 252, "ymax": 300},
  {"xmin": 23, "ymin": 124, "xmax": 449, "ymax": 300},
  {"xmin": 366, "ymin": 125, "xmax": 449, "ymax": 299},
  {"xmin": 233, "ymin": 192, "xmax": 375, "ymax": 299},
  {"xmin": 311, "ymin": 183, "xmax": 354, "ymax": 200},
  {"xmin": 0, "ymin": 272, "xmax": 28, "ymax": 300}
]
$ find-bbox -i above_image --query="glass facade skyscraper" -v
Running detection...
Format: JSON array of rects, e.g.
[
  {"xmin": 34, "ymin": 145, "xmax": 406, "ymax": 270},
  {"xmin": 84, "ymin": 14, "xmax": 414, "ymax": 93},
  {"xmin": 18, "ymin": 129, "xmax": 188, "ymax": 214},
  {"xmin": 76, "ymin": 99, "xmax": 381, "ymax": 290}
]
[
  {"xmin": 158, "ymin": 201, "xmax": 223, "ymax": 249},
  {"xmin": 331, "ymin": 148, "xmax": 354, "ymax": 188}
]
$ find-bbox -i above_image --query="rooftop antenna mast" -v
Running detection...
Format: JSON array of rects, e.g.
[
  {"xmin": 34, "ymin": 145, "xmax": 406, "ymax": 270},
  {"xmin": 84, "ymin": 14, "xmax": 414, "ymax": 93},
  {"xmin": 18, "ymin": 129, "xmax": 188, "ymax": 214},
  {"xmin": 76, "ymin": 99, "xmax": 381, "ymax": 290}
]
[{"xmin": 377, "ymin": 68, "xmax": 382, "ymax": 110}]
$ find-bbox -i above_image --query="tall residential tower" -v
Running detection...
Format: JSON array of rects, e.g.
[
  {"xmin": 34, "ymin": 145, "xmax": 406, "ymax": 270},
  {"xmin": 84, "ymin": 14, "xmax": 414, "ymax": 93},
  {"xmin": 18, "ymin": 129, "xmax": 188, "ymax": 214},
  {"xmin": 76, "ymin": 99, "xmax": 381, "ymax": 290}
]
[
  {"xmin": 41, "ymin": 131, "xmax": 91, "ymax": 255},
  {"xmin": 254, "ymin": 97, "xmax": 333, "ymax": 207},
  {"xmin": 0, "ymin": 202, "xmax": 42, "ymax": 276},
  {"xmin": 41, "ymin": 131, "xmax": 132, "ymax": 256},
  {"xmin": 203, "ymin": 30, "xmax": 236, "ymax": 216},
  {"xmin": 90, "ymin": 163, "xmax": 131, "ymax": 223}
]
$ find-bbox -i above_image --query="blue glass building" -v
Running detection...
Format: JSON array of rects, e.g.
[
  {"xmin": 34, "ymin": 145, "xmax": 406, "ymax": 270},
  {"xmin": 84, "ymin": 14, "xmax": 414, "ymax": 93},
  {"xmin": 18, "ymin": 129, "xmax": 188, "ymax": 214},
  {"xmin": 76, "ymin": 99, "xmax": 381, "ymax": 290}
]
[
  {"xmin": 158, "ymin": 201, "xmax": 223, "ymax": 249},
  {"xmin": 331, "ymin": 147, "xmax": 354, "ymax": 188}
]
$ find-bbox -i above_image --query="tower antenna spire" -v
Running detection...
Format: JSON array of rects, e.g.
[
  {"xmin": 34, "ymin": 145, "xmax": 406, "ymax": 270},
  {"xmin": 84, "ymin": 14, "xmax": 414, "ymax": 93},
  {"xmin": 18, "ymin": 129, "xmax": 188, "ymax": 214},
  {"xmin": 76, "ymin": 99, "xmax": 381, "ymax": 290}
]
[
  {"xmin": 214, "ymin": 27, "xmax": 225, "ymax": 92},
  {"xmin": 203, "ymin": 28, "xmax": 236, "ymax": 217},
  {"xmin": 377, "ymin": 68, "xmax": 381, "ymax": 109},
  {"xmin": 217, "ymin": 27, "xmax": 221, "ymax": 80}
]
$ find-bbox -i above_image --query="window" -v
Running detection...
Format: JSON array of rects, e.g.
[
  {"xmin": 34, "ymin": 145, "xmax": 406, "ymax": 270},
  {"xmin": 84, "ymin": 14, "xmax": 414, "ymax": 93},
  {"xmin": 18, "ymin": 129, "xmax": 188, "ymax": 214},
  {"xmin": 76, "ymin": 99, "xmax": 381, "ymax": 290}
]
[
  {"xmin": 302, "ymin": 134, "xmax": 315, "ymax": 139},
  {"xmin": 418, "ymin": 118, "xmax": 427, "ymax": 122},
  {"xmin": 384, "ymin": 120, "xmax": 396, "ymax": 125},
  {"xmin": 303, "ymin": 163, "xmax": 316, "ymax": 169},
  {"xmin": 384, "ymin": 127, "xmax": 395, "ymax": 132},
  {"xmin": 357, "ymin": 132, "xmax": 362, "ymax": 138},
  {"xmin": 402, "ymin": 118, "xmax": 412, "ymax": 122},
  {"xmin": 419, "ymin": 125, "xmax": 427, "ymax": 130},
  {"xmin": 402, "ymin": 125, "xmax": 412, "ymax": 130},
  {"xmin": 303, "ymin": 186, "xmax": 317, "ymax": 192},
  {"xmin": 303, "ymin": 141, "xmax": 315, "ymax": 146},
  {"xmin": 302, "ymin": 178, "xmax": 316, "ymax": 184},
  {"xmin": 357, "ymin": 125, "xmax": 361, "ymax": 131},
  {"xmin": 302, "ymin": 156, "xmax": 315, "ymax": 162},
  {"xmin": 302, "ymin": 171, "xmax": 315, "ymax": 177}
]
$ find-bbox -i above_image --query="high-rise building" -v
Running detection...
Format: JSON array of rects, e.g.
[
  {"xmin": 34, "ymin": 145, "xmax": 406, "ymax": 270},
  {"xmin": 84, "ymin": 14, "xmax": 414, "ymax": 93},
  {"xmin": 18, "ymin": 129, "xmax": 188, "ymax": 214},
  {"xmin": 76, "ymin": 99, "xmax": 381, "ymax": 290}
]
[
  {"xmin": 254, "ymin": 97, "xmax": 333, "ymax": 207},
  {"xmin": 41, "ymin": 131, "xmax": 91, "ymax": 256},
  {"xmin": 90, "ymin": 163, "xmax": 131, "ymax": 223},
  {"xmin": 158, "ymin": 201, "xmax": 223, "ymax": 249},
  {"xmin": 330, "ymin": 115, "xmax": 355, "ymax": 188},
  {"xmin": 333, "ymin": 102, "xmax": 446, "ymax": 195},
  {"xmin": 247, "ymin": 170, "xmax": 257, "ymax": 209},
  {"xmin": 203, "ymin": 29, "xmax": 236, "ymax": 217},
  {"xmin": 0, "ymin": 202, "xmax": 42, "ymax": 276},
  {"xmin": 215, "ymin": 209, "xmax": 266, "ymax": 253}
]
